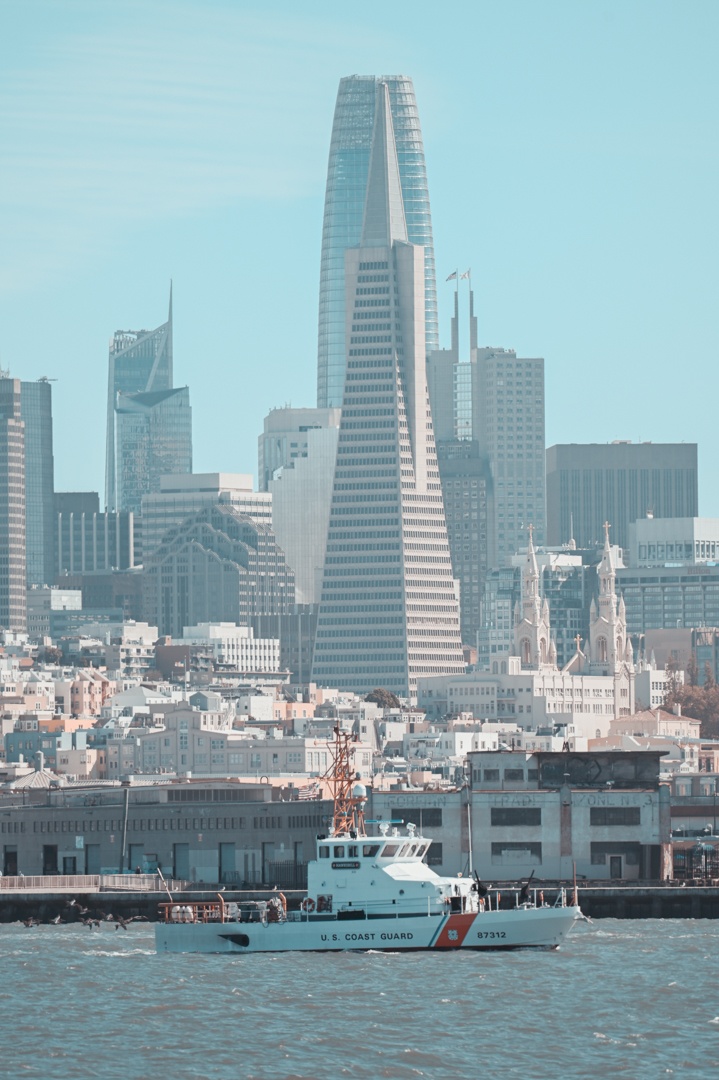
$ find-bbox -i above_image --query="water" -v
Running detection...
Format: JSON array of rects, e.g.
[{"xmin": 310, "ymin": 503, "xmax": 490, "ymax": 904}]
[{"xmin": 1, "ymin": 919, "xmax": 717, "ymax": 1079}]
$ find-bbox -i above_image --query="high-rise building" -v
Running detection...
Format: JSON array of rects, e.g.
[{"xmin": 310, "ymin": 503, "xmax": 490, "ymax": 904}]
[
  {"xmin": 105, "ymin": 292, "xmax": 173, "ymax": 510},
  {"xmin": 141, "ymin": 473, "xmax": 272, "ymax": 557},
  {"xmin": 259, "ymin": 408, "xmax": 341, "ymax": 604},
  {"xmin": 143, "ymin": 505, "xmax": 295, "ymax": 638},
  {"xmin": 20, "ymin": 379, "xmax": 55, "ymax": 586},
  {"xmin": 0, "ymin": 377, "xmax": 26, "ymax": 630},
  {"xmin": 317, "ymin": 75, "xmax": 438, "ymax": 409},
  {"xmin": 55, "ymin": 491, "xmax": 140, "ymax": 573},
  {"xmin": 114, "ymin": 386, "xmax": 192, "ymax": 513},
  {"xmin": 427, "ymin": 288, "xmax": 545, "ymax": 630},
  {"xmin": 311, "ymin": 83, "xmax": 464, "ymax": 699},
  {"xmin": 546, "ymin": 442, "xmax": 699, "ymax": 551}
]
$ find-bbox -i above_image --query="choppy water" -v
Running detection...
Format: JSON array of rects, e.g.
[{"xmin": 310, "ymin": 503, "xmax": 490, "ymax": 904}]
[{"xmin": 1, "ymin": 919, "xmax": 718, "ymax": 1079}]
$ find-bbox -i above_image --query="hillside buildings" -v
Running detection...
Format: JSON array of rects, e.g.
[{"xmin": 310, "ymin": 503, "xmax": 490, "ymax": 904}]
[
  {"xmin": 419, "ymin": 527, "xmax": 635, "ymax": 738},
  {"xmin": 311, "ymin": 82, "xmax": 464, "ymax": 698},
  {"xmin": 317, "ymin": 75, "xmax": 438, "ymax": 409}
]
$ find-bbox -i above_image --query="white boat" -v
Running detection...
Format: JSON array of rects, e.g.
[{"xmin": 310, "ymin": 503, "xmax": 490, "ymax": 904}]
[{"xmin": 155, "ymin": 733, "xmax": 581, "ymax": 955}]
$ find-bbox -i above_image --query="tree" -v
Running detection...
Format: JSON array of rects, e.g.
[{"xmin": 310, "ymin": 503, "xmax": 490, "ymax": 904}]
[{"xmin": 365, "ymin": 688, "xmax": 401, "ymax": 710}]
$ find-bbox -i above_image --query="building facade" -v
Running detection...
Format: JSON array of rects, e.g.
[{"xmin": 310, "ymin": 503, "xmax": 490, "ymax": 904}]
[
  {"xmin": 546, "ymin": 441, "xmax": 699, "ymax": 551},
  {"xmin": 114, "ymin": 386, "xmax": 192, "ymax": 513},
  {"xmin": 0, "ymin": 377, "xmax": 26, "ymax": 630},
  {"xmin": 311, "ymin": 83, "xmax": 464, "ymax": 698},
  {"xmin": 143, "ymin": 504, "xmax": 295, "ymax": 638},
  {"xmin": 259, "ymin": 408, "xmax": 340, "ymax": 605},
  {"xmin": 55, "ymin": 491, "xmax": 140, "ymax": 574},
  {"xmin": 19, "ymin": 379, "xmax": 55, "ymax": 587},
  {"xmin": 317, "ymin": 74, "xmax": 438, "ymax": 409},
  {"xmin": 427, "ymin": 289, "xmax": 546, "ymax": 576},
  {"xmin": 141, "ymin": 473, "xmax": 271, "ymax": 559},
  {"xmin": 105, "ymin": 294, "xmax": 173, "ymax": 511},
  {"xmin": 628, "ymin": 516, "xmax": 719, "ymax": 568}
]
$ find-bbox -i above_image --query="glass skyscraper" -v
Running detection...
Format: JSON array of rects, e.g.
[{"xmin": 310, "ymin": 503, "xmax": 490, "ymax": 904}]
[
  {"xmin": 105, "ymin": 290, "xmax": 173, "ymax": 510},
  {"xmin": 317, "ymin": 75, "xmax": 438, "ymax": 409},
  {"xmin": 115, "ymin": 386, "xmax": 192, "ymax": 514}
]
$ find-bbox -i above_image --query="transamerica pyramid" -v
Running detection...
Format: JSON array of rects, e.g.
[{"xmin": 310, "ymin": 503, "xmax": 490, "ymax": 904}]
[{"xmin": 311, "ymin": 83, "xmax": 465, "ymax": 700}]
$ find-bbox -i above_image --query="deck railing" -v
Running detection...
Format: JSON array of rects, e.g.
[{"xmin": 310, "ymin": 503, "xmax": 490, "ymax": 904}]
[{"xmin": 0, "ymin": 874, "xmax": 189, "ymax": 892}]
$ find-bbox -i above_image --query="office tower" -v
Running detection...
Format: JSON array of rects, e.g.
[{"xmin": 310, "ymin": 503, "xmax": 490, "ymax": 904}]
[
  {"xmin": 105, "ymin": 292, "xmax": 173, "ymax": 510},
  {"xmin": 55, "ymin": 492, "xmax": 140, "ymax": 573},
  {"xmin": 476, "ymin": 347, "xmax": 545, "ymax": 569},
  {"xmin": 143, "ymin": 505, "xmax": 295, "ymax": 638},
  {"xmin": 317, "ymin": 75, "xmax": 438, "ymax": 408},
  {"xmin": 427, "ymin": 288, "xmax": 545, "ymax": 630},
  {"xmin": 20, "ymin": 379, "xmax": 55, "ymax": 586},
  {"xmin": 141, "ymin": 473, "xmax": 272, "ymax": 558},
  {"xmin": 259, "ymin": 408, "xmax": 341, "ymax": 604},
  {"xmin": 628, "ymin": 517, "xmax": 719, "ymax": 567},
  {"xmin": 546, "ymin": 442, "xmax": 699, "ymax": 551},
  {"xmin": 311, "ymin": 83, "xmax": 464, "ymax": 699},
  {"xmin": 0, "ymin": 377, "xmax": 26, "ymax": 630},
  {"xmin": 436, "ymin": 441, "xmax": 492, "ymax": 646},
  {"xmin": 114, "ymin": 386, "xmax": 192, "ymax": 513}
]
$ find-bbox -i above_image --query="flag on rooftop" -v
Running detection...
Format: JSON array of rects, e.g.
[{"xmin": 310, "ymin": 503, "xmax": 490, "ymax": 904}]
[
  {"xmin": 297, "ymin": 780, "xmax": 321, "ymax": 801},
  {"xmin": 445, "ymin": 271, "xmax": 457, "ymax": 281}
]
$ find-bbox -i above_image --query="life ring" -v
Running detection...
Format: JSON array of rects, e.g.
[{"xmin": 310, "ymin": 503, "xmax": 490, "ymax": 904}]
[{"xmin": 301, "ymin": 898, "xmax": 315, "ymax": 913}]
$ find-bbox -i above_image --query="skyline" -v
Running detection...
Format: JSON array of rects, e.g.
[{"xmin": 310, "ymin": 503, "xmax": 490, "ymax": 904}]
[{"xmin": 1, "ymin": 1, "xmax": 718, "ymax": 511}]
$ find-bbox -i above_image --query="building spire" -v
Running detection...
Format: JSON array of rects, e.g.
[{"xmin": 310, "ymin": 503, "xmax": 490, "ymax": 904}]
[{"xmin": 361, "ymin": 83, "xmax": 408, "ymax": 247}]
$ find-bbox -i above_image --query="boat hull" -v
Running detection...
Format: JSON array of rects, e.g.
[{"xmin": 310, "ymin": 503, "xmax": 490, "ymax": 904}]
[{"xmin": 155, "ymin": 905, "xmax": 581, "ymax": 955}]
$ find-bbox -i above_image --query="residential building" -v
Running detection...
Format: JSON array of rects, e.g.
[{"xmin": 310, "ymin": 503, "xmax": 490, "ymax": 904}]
[
  {"xmin": 141, "ymin": 473, "xmax": 271, "ymax": 558},
  {"xmin": 546, "ymin": 441, "xmax": 698, "ymax": 550},
  {"xmin": 114, "ymin": 386, "xmax": 192, "ymax": 513},
  {"xmin": 0, "ymin": 377, "xmax": 25, "ymax": 630},
  {"xmin": 311, "ymin": 83, "xmax": 464, "ymax": 698},
  {"xmin": 317, "ymin": 74, "xmax": 438, "ymax": 409},
  {"xmin": 259, "ymin": 408, "xmax": 340, "ymax": 604},
  {"xmin": 106, "ymin": 292, "xmax": 173, "ymax": 511},
  {"xmin": 180, "ymin": 623, "xmax": 283, "ymax": 677}
]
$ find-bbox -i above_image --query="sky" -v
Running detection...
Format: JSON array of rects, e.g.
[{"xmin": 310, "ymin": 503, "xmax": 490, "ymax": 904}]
[{"xmin": 1, "ymin": 0, "xmax": 717, "ymax": 510}]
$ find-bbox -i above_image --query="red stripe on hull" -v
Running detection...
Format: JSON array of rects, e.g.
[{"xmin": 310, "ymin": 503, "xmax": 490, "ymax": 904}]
[{"xmin": 433, "ymin": 913, "xmax": 476, "ymax": 948}]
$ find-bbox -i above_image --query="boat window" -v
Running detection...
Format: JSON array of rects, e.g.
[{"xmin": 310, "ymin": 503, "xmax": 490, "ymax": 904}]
[
  {"xmin": 363, "ymin": 844, "xmax": 380, "ymax": 858},
  {"xmin": 418, "ymin": 843, "xmax": 429, "ymax": 857},
  {"xmin": 382, "ymin": 844, "xmax": 399, "ymax": 857},
  {"xmin": 348, "ymin": 845, "xmax": 358, "ymax": 858},
  {"xmin": 408, "ymin": 844, "xmax": 418, "ymax": 856},
  {"xmin": 333, "ymin": 845, "xmax": 345, "ymax": 858},
  {"xmin": 397, "ymin": 844, "xmax": 409, "ymax": 857},
  {"xmin": 319, "ymin": 846, "xmax": 330, "ymax": 859}
]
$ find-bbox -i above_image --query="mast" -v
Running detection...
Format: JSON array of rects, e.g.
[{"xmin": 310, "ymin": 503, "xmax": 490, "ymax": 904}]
[{"xmin": 325, "ymin": 727, "xmax": 367, "ymax": 836}]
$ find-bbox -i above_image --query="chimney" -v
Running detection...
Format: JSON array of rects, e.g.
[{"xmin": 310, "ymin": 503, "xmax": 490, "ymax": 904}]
[{"xmin": 673, "ymin": 703, "xmax": 681, "ymax": 717}]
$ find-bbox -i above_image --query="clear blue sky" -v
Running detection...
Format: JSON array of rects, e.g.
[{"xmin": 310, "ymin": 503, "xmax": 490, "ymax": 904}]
[{"xmin": 2, "ymin": 0, "xmax": 717, "ymax": 510}]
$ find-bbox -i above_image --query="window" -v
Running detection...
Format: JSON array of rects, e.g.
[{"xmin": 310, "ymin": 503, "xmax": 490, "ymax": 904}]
[
  {"xmin": 590, "ymin": 807, "xmax": 641, "ymax": 826},
  {"xmin": 491, "ymin": 843, "xmax": 542, "ymax": 864},
  {"xmin": 363, "ymin": 844, "xmax": 380, "ymax": 858},
  {"xmin": 491, "ymin": 808, "xmax": 541, "ymax": 827},
  {"xmin": 504, "ymin": 769, "xmax": 524, "ymax": 781},
  {"xmin": 483, "ymin": 769, "xmax": 500, "ymax": 782},
  {"xmin": 426, "ymin": 842, "xmax": 443, "ymax": 866},
  {"xmin": 390, "ymin": 807, "xmax": 442, "ymax": 828}
]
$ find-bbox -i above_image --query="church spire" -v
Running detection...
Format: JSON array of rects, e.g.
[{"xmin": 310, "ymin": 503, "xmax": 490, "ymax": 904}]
[{"xmin": 361, "ymin": 82, "xmax": 408, "ymax": 247}]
